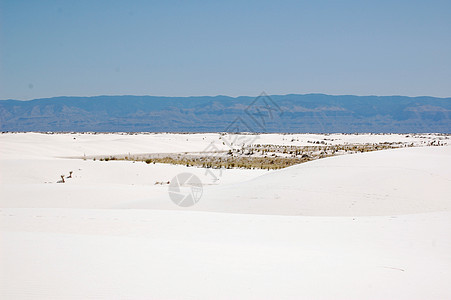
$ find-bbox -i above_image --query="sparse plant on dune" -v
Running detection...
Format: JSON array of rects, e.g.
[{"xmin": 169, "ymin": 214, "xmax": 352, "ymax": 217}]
[{"xmin": 57, "ymin": 175, "xmax": 65, "ymax": 183}]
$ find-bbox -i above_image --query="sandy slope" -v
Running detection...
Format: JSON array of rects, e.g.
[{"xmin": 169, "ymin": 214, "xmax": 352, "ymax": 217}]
[
  {"xmin": 2, "ymin": 209, "xmax": 450, "ymax": 300},
  {"xmin": 1, "ymin": 133, "xmax": 451, "ymax": 299},
  {"xmin": 191, "ymin": 146, "xmax": 451, "ymax": 215}
]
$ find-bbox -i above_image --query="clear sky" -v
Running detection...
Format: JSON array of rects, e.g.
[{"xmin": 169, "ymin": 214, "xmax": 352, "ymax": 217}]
[{"xmin": 1, "ymin": 0, "xmax": 450, "ymax": 100}]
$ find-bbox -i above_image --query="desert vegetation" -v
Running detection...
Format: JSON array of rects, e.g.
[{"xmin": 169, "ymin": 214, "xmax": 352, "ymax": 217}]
[{"xmin": 92, "ymin": 141, "xmax": 444, "ymax": 170}]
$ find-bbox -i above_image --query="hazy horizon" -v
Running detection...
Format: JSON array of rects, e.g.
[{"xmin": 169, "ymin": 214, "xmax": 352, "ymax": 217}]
[{"xmin": 2, "ymin": 92, "xmax": 451, "ymax": 102}]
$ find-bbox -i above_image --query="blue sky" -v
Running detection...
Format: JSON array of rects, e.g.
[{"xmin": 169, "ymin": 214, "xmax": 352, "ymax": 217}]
[{"xmin": 1, "ymin": 0, "xmax": 450, "ymax": 100}]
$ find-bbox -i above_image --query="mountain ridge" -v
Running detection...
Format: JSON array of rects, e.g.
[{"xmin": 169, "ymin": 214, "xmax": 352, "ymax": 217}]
[{"xmin": 1, "ymin": 94, "xmax": 450, "ymax": 133}]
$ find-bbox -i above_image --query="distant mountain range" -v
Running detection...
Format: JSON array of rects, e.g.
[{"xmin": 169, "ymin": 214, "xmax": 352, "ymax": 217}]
[{"xmin": 0, "ymin": 94, "xmax": 450, "ymax": 133}]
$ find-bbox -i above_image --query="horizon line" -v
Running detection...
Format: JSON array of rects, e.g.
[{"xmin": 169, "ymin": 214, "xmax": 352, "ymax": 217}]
[{"xmin": 2, "ymin": 92, "xmax": 451, "ymax": 101}]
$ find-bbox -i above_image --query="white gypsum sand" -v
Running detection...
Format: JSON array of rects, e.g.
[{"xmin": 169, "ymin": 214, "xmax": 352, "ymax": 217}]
[{"xmin": 0, "ymin": 132, "xmax": 450, "ymax": 299}]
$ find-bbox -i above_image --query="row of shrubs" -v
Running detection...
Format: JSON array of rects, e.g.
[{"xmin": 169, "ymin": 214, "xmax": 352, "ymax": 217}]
[
  {"xmin": 94, "ymin": 141, "xmax": 420, "ymax": 170},
  {"xmin": 139, "ymin": 155, "xmax": 316, "ymax": 170}
]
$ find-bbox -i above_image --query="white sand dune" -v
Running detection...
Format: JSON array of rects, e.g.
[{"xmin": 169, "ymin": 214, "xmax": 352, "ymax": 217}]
[
  {"xmin": 190, "ymin": 146, "xmax": 451, "ymax": 216},
  {"xmin": 1, "ymin": 133, "xmax": 450, "ymax": 299}
]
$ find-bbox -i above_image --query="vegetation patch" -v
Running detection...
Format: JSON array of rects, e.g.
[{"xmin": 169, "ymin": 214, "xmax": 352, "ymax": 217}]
[{"xmin": 92, "ymin": 141, "xmax": 442, "ymax": 170}]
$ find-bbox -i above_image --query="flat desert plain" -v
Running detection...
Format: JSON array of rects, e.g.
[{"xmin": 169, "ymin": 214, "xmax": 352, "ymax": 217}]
[{"xmin": 1, "ymin": 132, "xmax": 450, "ymax": 299}]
